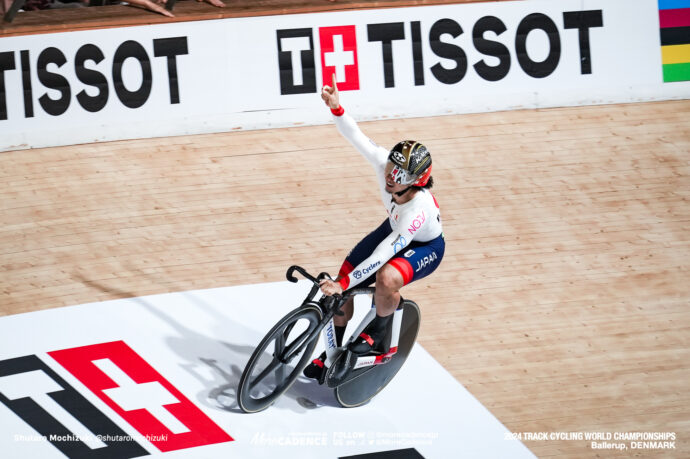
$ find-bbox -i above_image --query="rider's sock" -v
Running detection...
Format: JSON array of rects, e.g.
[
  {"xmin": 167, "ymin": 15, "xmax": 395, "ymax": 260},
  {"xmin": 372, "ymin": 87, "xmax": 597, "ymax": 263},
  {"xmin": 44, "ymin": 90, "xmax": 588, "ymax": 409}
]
[
  {"xmin": 334, "ymin": 325, "xmax": 346, "ymax": 347},
  {"xmin": 368, "ymin": 313, "xmax": 393, "ymax": 337}
]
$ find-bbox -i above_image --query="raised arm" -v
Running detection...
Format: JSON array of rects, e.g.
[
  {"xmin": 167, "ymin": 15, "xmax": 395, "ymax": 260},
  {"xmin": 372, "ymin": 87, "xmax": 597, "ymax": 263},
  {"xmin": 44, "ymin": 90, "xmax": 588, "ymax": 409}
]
[{"xmin": 322, "ymin": 74, "xmax": 388, "ymax": 168}]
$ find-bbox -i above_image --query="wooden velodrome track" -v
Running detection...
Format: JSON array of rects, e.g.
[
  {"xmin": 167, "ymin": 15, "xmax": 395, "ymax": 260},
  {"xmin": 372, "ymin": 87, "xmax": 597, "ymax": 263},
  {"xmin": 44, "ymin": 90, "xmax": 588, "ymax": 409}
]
[{"xmin": 1, "ymin": 1, "xmax": 689, "ymax": 458}]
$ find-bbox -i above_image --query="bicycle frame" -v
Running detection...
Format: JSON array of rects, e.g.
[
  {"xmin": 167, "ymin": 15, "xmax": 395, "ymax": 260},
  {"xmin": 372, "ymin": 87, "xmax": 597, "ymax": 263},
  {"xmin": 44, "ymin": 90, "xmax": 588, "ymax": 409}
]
[
  {"xmin": 323, "ymin": 301, "xmax": 404, "ymax": 370},
  {"xmin": 286, "ymin": 265, "xmax": 404, "ymax": 373}
]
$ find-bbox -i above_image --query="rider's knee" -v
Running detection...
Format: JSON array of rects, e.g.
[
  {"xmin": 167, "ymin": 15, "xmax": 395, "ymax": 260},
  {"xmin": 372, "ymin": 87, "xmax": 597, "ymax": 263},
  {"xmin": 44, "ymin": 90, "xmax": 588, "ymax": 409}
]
[{"xmin": 376, "ymin": 264, "xmax": 404, "ymax": 292}]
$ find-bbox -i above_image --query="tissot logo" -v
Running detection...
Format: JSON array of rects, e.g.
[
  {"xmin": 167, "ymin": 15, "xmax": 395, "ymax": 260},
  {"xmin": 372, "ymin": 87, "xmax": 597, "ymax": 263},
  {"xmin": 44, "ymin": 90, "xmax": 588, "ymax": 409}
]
[
  {"xmin": 0, "ymin": 354, "xmax": 150, "ymax": 458},
  {"xmin": 276, "ymin": 10, "xmax": 603, "ymax": 95},
  {"xmin": 276, "ymin": 28, "xmax": 317, "ymax": 95},
  {"xmin": 0, "ymin": 37, "xmax": 188, "ymax": 121},
  {"xmin": 319, "ymin": 25, "xmax": 360, "ymax": 90},
  {"xmin": 0, "ymin": 341, "xmax": 232, "ymax": 458}
]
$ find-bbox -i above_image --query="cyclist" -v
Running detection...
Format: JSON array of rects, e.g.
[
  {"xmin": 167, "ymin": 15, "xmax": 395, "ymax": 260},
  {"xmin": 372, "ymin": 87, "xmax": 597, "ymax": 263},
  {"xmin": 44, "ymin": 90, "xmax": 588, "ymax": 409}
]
[{"xmin": 304, "ymin": 75, "xmax": 445, "ymax": 379}]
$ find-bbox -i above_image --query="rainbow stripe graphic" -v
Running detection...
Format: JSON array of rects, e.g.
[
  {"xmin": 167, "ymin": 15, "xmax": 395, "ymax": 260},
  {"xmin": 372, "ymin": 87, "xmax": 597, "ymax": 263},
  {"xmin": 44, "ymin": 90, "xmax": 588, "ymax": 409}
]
[{"xmin": 659, "ymin": 0, "xmax": 690, "ymax": 82}]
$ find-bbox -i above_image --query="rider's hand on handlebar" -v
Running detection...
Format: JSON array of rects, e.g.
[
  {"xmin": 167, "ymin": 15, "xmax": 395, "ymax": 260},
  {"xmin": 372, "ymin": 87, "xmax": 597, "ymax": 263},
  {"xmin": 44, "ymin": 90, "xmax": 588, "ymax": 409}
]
[
  {"xmin": 321, "ymin": 73, "xmax": 340, "ymax": 110},
  {"xmin": 319, "ymin": 279, "xmax": 343, "ymax": 297}
]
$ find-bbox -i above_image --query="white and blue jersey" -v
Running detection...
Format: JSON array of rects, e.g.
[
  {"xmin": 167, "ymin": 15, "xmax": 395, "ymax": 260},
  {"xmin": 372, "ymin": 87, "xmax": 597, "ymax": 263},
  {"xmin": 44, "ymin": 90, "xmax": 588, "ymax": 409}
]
[{"xmin": 333, "ymin": 109, "xmax": 445, "ymax": 290}]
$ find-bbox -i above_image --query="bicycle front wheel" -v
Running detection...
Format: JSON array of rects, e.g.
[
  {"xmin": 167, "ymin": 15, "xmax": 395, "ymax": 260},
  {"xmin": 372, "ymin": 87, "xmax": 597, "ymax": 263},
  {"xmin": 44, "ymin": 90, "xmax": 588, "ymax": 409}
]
[{"xmin": 237, "ymin": 305, "xmax": 323, "ymax": 413}]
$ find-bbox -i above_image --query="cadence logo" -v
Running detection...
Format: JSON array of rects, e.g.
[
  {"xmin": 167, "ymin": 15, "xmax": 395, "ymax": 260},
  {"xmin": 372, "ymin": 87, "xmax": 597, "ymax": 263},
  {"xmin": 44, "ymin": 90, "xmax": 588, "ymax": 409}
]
[
  {"xmin": 0, "ymin": 340, "xmax": 232, "ymax": 458},
  {"xmin": 276, "ymin": 10, "xmax": 604, "ymax": 95}
]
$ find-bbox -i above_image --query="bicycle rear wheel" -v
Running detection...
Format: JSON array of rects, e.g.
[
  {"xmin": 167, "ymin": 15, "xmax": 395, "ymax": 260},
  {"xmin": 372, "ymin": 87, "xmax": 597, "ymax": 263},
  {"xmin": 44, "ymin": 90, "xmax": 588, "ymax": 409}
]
[
  {"xmin": 334, "ymin": 299, "xmax": 420, "ymax": 408},
  {"xmin": 237, "ymin": 305, "xmax": 322, "ymax": 413}
]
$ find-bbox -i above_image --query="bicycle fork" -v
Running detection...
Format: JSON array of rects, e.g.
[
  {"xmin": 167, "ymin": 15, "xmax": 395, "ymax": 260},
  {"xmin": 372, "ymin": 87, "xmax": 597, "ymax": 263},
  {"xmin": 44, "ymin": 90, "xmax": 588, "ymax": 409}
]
[{"xmin": 322, "ymin": 318, "xmax": 341, "ymax": 368}]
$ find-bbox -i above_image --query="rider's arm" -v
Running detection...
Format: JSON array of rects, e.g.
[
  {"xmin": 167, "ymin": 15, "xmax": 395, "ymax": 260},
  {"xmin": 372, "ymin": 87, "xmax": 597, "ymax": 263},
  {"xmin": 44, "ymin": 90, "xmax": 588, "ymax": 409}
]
[{"xmin": 332, "ymin": 109, "xmax": 388, "ymax": 168}]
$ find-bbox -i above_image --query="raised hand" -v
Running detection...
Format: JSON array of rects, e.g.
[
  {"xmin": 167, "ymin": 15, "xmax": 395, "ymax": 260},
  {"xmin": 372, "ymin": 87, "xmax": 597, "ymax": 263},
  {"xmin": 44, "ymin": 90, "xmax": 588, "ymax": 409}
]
[{"xmin": 321, "ymin": 73, "xmax": 340, "ymax": 110}]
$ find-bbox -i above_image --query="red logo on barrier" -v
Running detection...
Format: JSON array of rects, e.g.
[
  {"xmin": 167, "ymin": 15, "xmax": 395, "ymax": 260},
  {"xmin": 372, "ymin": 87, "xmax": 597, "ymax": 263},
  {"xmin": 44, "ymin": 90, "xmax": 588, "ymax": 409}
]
[
  {"xmin": 319, "ymin": 26, "xmax": 360, "ymax": 90},
  {"xmin": 48, "ymin": 341, "xmax": 233, "ymax": 452}
]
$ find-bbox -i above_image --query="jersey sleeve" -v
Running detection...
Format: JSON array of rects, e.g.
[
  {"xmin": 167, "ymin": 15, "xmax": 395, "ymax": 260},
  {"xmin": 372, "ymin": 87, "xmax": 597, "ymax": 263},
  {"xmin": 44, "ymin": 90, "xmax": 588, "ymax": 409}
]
[
  {"xmin": 333, "ymin": 109, "xmax": 388, "ymax": 168},
  {"xmin": 338, "ymin": 228, "xmax": 414, "ymax": 290},
  {"xmin": 338, "ymin": 231, "xmax": 409, "ymax": 290}
]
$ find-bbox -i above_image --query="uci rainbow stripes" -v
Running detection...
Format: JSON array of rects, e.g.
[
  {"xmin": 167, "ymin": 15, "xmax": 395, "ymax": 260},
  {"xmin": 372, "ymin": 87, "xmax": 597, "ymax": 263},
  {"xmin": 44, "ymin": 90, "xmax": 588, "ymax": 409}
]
[{"xmin": 659, "ymin": 0, "xmax": 690, "ymax": 81}]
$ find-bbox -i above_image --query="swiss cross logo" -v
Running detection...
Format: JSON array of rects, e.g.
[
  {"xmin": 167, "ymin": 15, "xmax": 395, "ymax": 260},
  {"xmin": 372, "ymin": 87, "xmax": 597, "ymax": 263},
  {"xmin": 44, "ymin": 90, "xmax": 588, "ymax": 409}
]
[
  {"xmin": 276, "ymin": 25, "xmax": 361, "ymax": 95},
  {"xmin": 49, "ymin": 341, "xmax": 232, "ymax": 452},
  {"xmin": 0, "ymin": 341, "xmax": 232, "ymax": 458},
  {"xmin": 319, "ymin": 26, "xmax": 360, "ymax": 90}
]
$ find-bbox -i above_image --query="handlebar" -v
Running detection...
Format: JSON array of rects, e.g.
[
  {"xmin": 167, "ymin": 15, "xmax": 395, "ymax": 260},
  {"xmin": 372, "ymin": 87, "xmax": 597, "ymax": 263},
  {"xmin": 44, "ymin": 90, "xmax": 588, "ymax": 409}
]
[
  {"xmin": 286, "ymin": 265, "xmax": 317, "ymax": 284},
  {"xmin": 286, "ymin": 265, "xmax": 375, "ymax": 308},
  {"xmin": 287, "ymin": 265, "xmax": 335, "ymax": 305},
  {"xmin": 287, "ymin": 265, "xmax": 332, "ymax": 285}
]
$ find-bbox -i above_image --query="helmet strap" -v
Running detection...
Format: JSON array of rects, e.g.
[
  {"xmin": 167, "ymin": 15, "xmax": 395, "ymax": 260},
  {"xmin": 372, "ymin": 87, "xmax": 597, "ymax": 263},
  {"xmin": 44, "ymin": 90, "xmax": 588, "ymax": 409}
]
[{"xmin": 394, "ymin": 186, "xmax": 413, "ymax": 197}]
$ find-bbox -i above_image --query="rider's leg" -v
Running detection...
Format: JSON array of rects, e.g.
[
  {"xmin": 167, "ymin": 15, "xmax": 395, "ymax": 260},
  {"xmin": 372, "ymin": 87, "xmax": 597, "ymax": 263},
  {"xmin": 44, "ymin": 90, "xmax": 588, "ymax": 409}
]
[
  {"xmin": 373, "ymin": 264, "xmax": 405, "ymax": 317},
  {"xmin": 333, "ymin": 296, "xmax": 354, "ymax": 327},
  {"xmin": 333, "ymin": 281, "xmax": 354, "ymax": 346},
  {"xmin": 349, "ymin": 264, "xmax": 404, "ymax": 354},
  {"xmin": 303, "ymin": 294, "xmax": 353, "ymax": 379}
]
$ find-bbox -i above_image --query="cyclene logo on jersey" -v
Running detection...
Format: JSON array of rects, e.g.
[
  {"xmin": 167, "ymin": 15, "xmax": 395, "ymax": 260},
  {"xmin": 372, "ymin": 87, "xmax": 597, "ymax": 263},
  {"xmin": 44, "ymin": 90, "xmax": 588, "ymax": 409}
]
[
  {"xmin": 354, "ymin": 261, "xmax": 381, "ymax": 280},
  {"xmin": 275, "ymin": 10, "xmax": 604, "ymax": 95}
]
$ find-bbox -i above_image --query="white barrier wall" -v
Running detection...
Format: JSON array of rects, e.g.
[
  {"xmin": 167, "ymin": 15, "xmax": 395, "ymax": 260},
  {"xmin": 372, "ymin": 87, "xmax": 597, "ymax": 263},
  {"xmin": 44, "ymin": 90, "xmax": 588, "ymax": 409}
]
[{"xmin": 0, "ymin": 0, "xmax": 688, "ymax": 152}]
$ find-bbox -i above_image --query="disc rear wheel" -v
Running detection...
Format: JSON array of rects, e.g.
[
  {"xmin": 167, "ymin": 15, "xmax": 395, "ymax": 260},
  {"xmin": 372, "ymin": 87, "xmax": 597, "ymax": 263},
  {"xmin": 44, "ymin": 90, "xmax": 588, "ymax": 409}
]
[{"xmin": 334, "ymin": 300, "xmax": 420, "ymax": 408}]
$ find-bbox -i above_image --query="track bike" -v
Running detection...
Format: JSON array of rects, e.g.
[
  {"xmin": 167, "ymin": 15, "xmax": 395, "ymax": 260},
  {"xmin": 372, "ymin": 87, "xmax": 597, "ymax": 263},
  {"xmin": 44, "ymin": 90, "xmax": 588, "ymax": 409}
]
[{"xmin": 237, "ymin": 265, "xmax": 421, "ymax": 413}]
